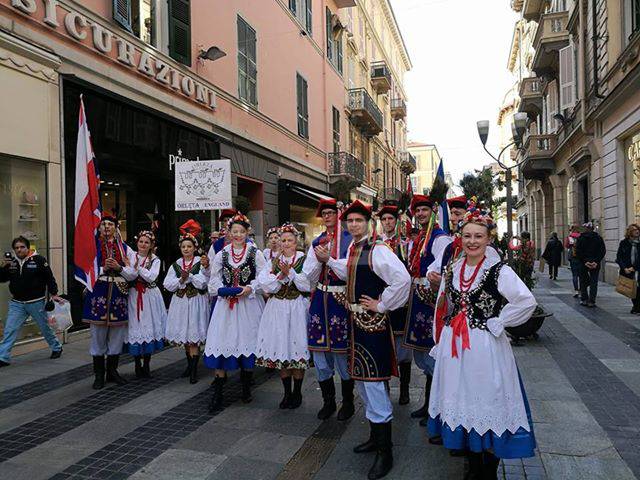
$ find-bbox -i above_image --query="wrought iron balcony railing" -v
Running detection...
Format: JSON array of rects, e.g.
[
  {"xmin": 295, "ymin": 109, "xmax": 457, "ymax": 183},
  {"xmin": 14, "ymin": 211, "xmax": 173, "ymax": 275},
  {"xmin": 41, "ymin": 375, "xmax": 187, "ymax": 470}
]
[
  {"xmin": 348, "ymin": 88, "xmax": 383, "ymax": 137},
  {"xmin": 328, "ymin": 151, "xmax": 365, "ymax": 185},
  {"xmin": 370, "ymin": 61, "xmax": 392, "ymax": 94}
]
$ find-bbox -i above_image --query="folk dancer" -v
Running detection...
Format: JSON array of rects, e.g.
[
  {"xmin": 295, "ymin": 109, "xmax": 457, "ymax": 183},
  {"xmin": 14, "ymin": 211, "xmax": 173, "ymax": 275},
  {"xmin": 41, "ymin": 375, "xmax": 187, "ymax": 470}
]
[
  {"xmin": 83, "ymin": 214, "xmax": 136, "ymax": 389},
  {"xmin": 256, "ymin": 223, "xmax": 311, "ymax": 409},
  {"xmin": 302, "ymin": 198, "xmax": 355, "ymax": 421},
  {"xmin": 262, "ymin": 226, "xmax": 282, "ymax": 262},
  {"xmin": 427, "ymin": 205, "xmax": 537, "ymax": 479},
  {"xmin": 321, "ymin": 200, "xmax": 411, "ymax": 480}
]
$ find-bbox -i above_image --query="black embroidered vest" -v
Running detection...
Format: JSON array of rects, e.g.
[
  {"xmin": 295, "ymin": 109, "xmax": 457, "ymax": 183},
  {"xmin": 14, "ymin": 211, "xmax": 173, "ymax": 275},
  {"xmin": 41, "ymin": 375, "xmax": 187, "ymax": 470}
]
[
  {"xmin": 221, "ymin": 246, "xmax": 257, "ymax": 287},
  {"xmin": 347, "ymin": 241, "xmax": 387, "ymax": 304}
]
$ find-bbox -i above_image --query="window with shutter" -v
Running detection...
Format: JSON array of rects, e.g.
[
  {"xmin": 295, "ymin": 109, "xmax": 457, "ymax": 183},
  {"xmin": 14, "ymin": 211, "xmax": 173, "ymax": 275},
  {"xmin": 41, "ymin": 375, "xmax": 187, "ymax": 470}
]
[
  {"xmin": 168, "ymin": 0, "xmax": 191, "ymax": 66},
  {"xmin": 113, "ymin": 0, "xmax": 132, "ymax": 32},
  {"xmin": 297, "ymin": 74, "xmax": 309, "ymax": 139},
  {"xmin": 332, "ymin": 107, "xmax": 340, "ymax": 152},
  {"xmin": 559, "ymin": 44, "xmax": 576, "ymax": 110},
  {"xmin": 326, "ymin": 8, "xmax": 333, "ymax": 61},
  {"xmin": 237, "ymin": 16, "xmax": 257, "ymax": 107},
  {"xmin": 306, "ymin": 0, "xmax": 312, "ymax": 35},
  {"xmin": 547, "ymin": 80, "xmax": 559, "ymax": 133}
]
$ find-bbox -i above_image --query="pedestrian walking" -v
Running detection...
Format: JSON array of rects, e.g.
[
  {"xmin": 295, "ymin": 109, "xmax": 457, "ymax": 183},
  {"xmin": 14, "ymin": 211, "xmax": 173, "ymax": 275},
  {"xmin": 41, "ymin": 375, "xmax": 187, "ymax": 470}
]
[
  {"xmin": 256, "ymin": 223, "xmax": 310, "ymax": 409},
  {"xmin": 302, "ymin": 198, "xmax": 355, "ymax": 421},
  {"xmin": 163, "ymin": 226, "xmax": 210, "ymax": 384},
  {"xmin": 428, "ymin": 204, "xmax": 537, "ymax": 479},
  {"xmin": 564, "ymin": 225, "xmax": 582, "ymax": 297},
  {"xmin": 262, "ymin": 226, "xmax": 281, "ymax": 262},
  {"xmin": 123, "ymin": 231, "xmax": 167, "ymax": 378},
  {"xmin": 575, "ymin": 222, "xmax": 606, "ymax": 307},
  {"xmin": 322, "ymin": 200, "xmax": 411, "ymax": 480},
  {"xmin": 615, "ymin": 224, "xmax": 640, "ymax": 313},
  {"xmin": 205, "ymin": 213, "xmax": 266, "ymax": 410},
  {"xmin": 83, "ymin": 214, "xmax": 137, "ymax": 389},
  {"xmin": 542, "ymin": 232, "xmax": 563, "ymax": 280},
  {"xmin": 0, "ymin": 236, "xmax": 64, "ymax": 367}
]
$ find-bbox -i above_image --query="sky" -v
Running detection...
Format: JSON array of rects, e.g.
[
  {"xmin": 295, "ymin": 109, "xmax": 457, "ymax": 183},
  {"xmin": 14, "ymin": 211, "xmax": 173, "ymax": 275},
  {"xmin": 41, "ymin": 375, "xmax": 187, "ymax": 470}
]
[{"xmin": 390, "ymin": 0, "xmax": 519, "ymax": 185}]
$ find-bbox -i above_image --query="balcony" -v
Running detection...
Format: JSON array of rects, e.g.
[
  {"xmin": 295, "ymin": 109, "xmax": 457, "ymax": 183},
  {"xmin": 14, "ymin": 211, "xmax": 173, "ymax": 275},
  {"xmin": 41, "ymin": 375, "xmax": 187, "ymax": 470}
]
[
  {"xmin": 397, "ymin": 151, "xmax": 417, "ymax": 174},
  {"xmin": 390, "ymin": 98, "xmax": 407, "ymax": 120},
  {"xmin": 328, "ymin": 152, "xmax": 365, "ymax": 186},
  {"xmin": 348, "ymin": 88, "xmax": 383, "ymax": 137},
  {"xmin": 532, "ymin": 11, "xmax": 569, "ymax": 74},
  {"xmin": 334, "ymin": 0, "xmax": 356, "ymax": 7},
  {"xmin": 370, "ymin": 61, "xmax": 392, "ymax": 94},
  {"xmin": 518, "ymin": 77, "xmax": 542, "ymax": 115},
  {"xmin": 522, "ymin": 0, "xmax": 545, "ymax": 21},
  {"xmin": 520, "ymin": 133, "xmax": 557, "ymax": 180}
]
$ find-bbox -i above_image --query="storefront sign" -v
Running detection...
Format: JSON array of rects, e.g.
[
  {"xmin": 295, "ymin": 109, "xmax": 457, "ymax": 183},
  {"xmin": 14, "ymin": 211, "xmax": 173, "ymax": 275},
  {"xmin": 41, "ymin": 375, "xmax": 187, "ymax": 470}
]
[
  {"xmin": 9, "ymin": 0, "xmax": 217, "ymax": 109},
  {"xmin": 168, "ymin": 149, "xmax": 194, "ymax": 171},
  {"xmin": 175, "ymin": 159, "xmax": 232, "ymax": 211}
]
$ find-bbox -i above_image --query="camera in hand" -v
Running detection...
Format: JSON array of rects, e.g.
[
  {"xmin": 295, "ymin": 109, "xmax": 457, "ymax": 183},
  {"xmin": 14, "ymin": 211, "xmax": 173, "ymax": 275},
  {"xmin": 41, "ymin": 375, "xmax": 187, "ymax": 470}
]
[{"xmin": 4, "ymin": 252, "xmax": 11, "ymax": 259}]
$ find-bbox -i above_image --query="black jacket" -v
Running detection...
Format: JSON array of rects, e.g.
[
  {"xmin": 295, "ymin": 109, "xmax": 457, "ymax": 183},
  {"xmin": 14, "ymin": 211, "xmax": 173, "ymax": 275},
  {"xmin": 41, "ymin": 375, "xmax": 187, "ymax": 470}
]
[
  {"xmin": 575, "ymin": 231, "xmax": 606, "ymax": 265},
  {"xmin": 542, "ymin": 238, "xmax": 563, "ymax": 266},
  {"xmin": 0, "ymin": 254, "xmax": 58, "ymax": 302},
  {"xmin": 615, "ymin": 239, "xmax": 640, "ymax": 279}
]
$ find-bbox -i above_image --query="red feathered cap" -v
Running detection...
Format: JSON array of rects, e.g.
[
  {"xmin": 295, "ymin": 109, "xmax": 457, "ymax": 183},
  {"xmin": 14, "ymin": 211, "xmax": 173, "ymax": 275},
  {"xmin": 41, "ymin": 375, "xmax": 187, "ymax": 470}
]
[
  {"xmin": 340, "ymin": 200, "xmax": 373, "ymax": 220},
  {"xmin": 220, "ymin": 209, "xmax": 237, "ymax": 220},
  {"xmin": 179, "ymin": 219, "xmax": 202, "ymax": 237},
  {"xmin": 447, "ymin": 195, "xmax": 468, "ymax": 209},
  {"xmin": 410, "ymin": 194, "xmax": 434, "ymax": 214},
  {"xmin": 101, "ymin": 212, "xmax": 118, "ymax": 224},
  {"xmin": 315, "ymin": 198, "xmax": 338, "ymax": 217},
  {"xmin": 377, "ymin": 204, "xmax": 399, "ymax": 218}
]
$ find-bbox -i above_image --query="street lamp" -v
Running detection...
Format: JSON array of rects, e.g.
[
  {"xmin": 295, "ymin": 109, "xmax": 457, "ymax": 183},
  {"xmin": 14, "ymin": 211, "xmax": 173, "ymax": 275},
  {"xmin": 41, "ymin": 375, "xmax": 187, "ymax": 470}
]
[{"xmin": 476, "ymin": 112, "xmax": 528, "ymax": 263}]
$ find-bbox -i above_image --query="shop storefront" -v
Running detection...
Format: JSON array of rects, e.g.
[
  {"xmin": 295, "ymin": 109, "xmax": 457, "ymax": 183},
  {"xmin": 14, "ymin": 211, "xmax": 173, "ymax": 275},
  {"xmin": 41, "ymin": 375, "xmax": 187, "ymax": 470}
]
[
  {"xmin": 278, "ymin": 180, "xmax": 328, "ymax": 251},
  {"xmin": 625, "ymin": 130, "xmax": 640, "ymax": 223}
]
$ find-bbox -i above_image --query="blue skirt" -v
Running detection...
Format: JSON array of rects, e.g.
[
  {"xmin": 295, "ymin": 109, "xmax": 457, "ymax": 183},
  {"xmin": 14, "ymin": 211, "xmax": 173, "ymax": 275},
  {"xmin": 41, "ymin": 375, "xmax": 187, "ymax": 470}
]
[
  {"xmin": 427, "ymin": 372, "xmax": 536, "ymax": 459},
  {"xmin": 204, "ymin": 354, "xmax": 256, "ymax": 371},
  {"xmin": 125, "ymin": 340, "xmax": 164, "ymax": 356}
]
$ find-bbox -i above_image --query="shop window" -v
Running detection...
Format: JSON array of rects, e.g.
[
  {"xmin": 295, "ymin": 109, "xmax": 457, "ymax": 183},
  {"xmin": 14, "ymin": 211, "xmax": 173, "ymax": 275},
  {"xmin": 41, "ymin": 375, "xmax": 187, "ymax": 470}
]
[
  {"xmin": 297, "ymin": 73, "xmax": 309, "ymax": 139},
  {"xmin": 0, "ymin": 156, "xmax": 48, "ymax": 342},
  {"xmin": 289, "ymin": 0, "xmax": 312, "ymax": 35},
  {"xmin": 238, "ymin": 16, "xmax": 258, "ymax": 107}
]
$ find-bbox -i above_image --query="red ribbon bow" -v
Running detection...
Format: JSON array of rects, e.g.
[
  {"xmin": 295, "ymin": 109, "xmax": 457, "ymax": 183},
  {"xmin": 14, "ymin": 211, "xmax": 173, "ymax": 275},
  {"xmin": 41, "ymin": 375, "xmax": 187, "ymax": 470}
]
[
  {"xmin": 450, "ymin": 309, "xmax": 471, "ymax": 358},
  {"xmin": 135, "ymin": 280, "xmax": 147, "ymax": 321}
]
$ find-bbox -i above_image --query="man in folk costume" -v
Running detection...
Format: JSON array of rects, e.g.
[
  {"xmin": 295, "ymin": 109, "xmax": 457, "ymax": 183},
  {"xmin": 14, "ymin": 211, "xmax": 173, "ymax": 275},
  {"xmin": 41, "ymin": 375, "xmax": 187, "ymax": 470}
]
[
  {"xmin": 377, "ymin": 203, "xmax": 412, "ymax": 405},
  {"xmin": 302, "ymin": 198, "xmax": 355, "ymax": 421},
  {"xmin": 427, "ymin": 195, "xmax": 468, "ymax": 284},
  {"xmin": 320, "ymin": 200, "xmax": 411, "ymax": 480},
  {"xmin": 83, "ymin": 214, "xmax": 137, "ymax": 389},
  {"xmin": 403, "ymin": 195, "xmax": 452, "ymax": 423}
]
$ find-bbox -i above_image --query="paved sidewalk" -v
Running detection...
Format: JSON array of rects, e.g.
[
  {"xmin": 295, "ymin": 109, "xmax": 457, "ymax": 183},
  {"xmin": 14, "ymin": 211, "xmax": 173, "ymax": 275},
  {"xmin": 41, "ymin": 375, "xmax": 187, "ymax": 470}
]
[{"xmin": 0, "ymin": 269, "xmax": 637, "ymax": 479}]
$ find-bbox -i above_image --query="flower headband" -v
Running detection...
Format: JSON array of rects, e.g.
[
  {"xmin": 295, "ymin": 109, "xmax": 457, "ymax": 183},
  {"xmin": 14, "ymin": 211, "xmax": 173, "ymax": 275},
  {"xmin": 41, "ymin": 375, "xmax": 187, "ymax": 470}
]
[
  {"xmin": 279, "ymin": 222, "xmax": 299, "ymax": 236},
  {"xmin": 227, "ymin": 213, "xmax": 251, "ymax": 230},
  {"xmin": 179, "ymin": 232, "xmax": 199, "ymax": 247},
  {"xmin": 137, "ymin": 230, "xmax": 156, "ymax": 243},
  {"xmin": 266, "ymin": 227, "xmax": 280, "ymax": 237},
  {"xmin": 461, "ymin": 197, "xmax": 497, "ymax": 233}
]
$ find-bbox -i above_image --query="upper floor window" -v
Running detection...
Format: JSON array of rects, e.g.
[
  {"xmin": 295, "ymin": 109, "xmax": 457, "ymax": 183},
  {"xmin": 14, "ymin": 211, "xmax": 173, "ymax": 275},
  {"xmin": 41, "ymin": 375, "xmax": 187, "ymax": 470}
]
[
  {"xmin": 297, "ymin": 73, "xmax": 309, "ymax": 139},
  {"xmin": 326, "ymin": 7, "xmax": 343, "ymax": 74},
  {"xmin": 289, "ymin": 0, "xmax": 312, "ymax": 35},
  {"xmin": 624, "ymin": 0, "xmax": 640, "ymax": 43},
  {"xmin": 332, "ymin": 107, "xmax": 340, "ymax": 152},
  {"xmin": 238, "ymin": 16, "xmax": 257, "ymax": 107}
]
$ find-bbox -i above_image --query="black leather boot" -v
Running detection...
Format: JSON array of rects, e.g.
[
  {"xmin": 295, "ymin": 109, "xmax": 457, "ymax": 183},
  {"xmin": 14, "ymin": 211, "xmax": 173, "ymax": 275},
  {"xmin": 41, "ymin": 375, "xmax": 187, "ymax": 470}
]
[
  {"xmin": 410, "ymin": 375, "xmax": 432, "ymax": 418},
  {"xmin": 482, "ymin": 452, "xmax": 500, "ymax": 480},
  {"xmin": 134, "ymin": 356, "xmax": 143, "ymax": 379},
  {"xmin": 316, "ymin": 379, "xmax": 337, "ymax": 420},
  {"xmin": 209, "ymin": 376, "xmax": 224, "ymax": 413},
  {"xmin": 368, "ymin": 422, "xmax": 393, "ymax": 479},
  {"xmin": 92, "ymin": 356, "xmax": 105, "ymax": 390},
  {"xmin": 289, "ymin": 378, "xmax": 303, "ymax": 409},
  {"xmin": 398, "ymin": 362, "xmax": 411, "ymax": 405},
  {"xmin": 353, "ymin": 421, "xmax": 376, "ymax": 453},
  {"xmin": 280, "ymin": 376, "xmax": 292, "ymax": 409},
  {"xmin": 106, "ymin": 355, "xmax": 127, "ymax": 385},
  {"xmin": 181, "ymin": 351, "xmax": 192, "ymax": 378},
  {"xmin": 142, "ymin": 354, "xmax": 151, "ymax": 378},
  {"xmin": 190, "ymin": 355, "xmax": 200, "ymax": 384},
  {"xmin": 337, "ymin": 379, "xmax": 355, "ymax": 421},
  {"xmin": 241, "ymin": 370, "xmax": 253, "ymax": 403}
]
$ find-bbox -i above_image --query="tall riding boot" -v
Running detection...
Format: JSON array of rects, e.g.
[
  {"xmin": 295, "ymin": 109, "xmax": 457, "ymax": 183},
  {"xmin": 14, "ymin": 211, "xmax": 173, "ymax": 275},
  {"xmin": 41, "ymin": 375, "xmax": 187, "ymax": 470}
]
[
  {"xmin": 92, "ymin": 356, "xmax": 105, "ymax": 390},
  {"xmin": 464, "ymin": 452, "xmax": 484, "ymax": 480},
  {"xmin": 353, "ymin": 421, "xmax": 376, "ymax": 453},
  {"xmin": 482, "ymin": 452, "xmax": 500, "ymax": 480},
  {"xmin": 337, "ymin": 379, "xmax": 355, "ymax": 421},
  {"xmin": 368, "ymin": 422, "xmax": 393, "ymax": 480},
  {"xmin": 289, "ymin": 378, "xmax": 303, "ymax": 409},
  {"xmin": 134, "ymin": 355, "xmax": 143, "ymax": 379},
  {"xmin": 142, "ymin": 354, "xmax": 152, "ymax": 378},
  {"xmin": 241, "ymin": 370, "xmax": 253, "ymax": 403},
  {"xmin": 316, "ymin": 378, "xmax": 337, "ymax": 420},
  {"xmin": 209, "ymin": 376, "xmax": 224, "ymax": 413},
  {"xmin": 106, "ymin": 355, "xmax": 127, "ymax": 385},
  {"xmin": 181, "ymin": 351, "xmax": 192, "ymax": 378},
  {"xmin": 190, "ymin": 355, "xmax": 200, "ymax": 384},
  {"xmin": 280, "ymin": 377, "xmax": 292, "ymax": 409},
  {"xmin": 410, "ymin": 375, "xmax": 432, "ymax": 418},
  {"xmin": 398, "ymin": 362, "xmax": 411, "ymax": 405}
]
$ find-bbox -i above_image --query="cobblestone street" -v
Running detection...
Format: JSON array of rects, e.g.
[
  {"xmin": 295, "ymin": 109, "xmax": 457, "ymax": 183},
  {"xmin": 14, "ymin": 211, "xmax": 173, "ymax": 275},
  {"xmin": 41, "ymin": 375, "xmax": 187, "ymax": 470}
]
[{"xmin": 0, "ymin": 267, "xmax": 637, "ymax": 479}]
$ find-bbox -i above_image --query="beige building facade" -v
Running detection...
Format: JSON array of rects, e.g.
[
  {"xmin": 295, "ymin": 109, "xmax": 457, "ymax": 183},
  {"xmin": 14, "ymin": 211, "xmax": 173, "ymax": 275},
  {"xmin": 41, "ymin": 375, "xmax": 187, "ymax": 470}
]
[{"xmin": 407, "ymin": 142, "xmax": 440, "ymax": 195}]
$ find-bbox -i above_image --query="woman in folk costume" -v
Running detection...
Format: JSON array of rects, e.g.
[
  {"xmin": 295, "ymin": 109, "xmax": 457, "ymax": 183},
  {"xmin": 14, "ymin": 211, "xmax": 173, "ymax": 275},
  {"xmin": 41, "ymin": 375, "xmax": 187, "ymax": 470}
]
[
  {"xmin": 427, "ymin": 203, "xmax": 537, "ymax": 479},
  {"xmin": 205, "ymin": 213, "xmax": 266, "ymax": 411},
  {"xmin": 123, "ymin": 231, "xmax": 167, "ymax": 378},
  {"xmin": 83, "ymin": 213, "xmax": 137, "ymax": 390},
  {"xmin": 163, "ymin": 220, "xmax": 210, "ymax": 384},
  {"xmin": 256, "ymin": 223, "xmax": 311, "ymax": 409},
  {"xmin": 262, "ymin": 226, "xmax": 282, "ymax": 262}
]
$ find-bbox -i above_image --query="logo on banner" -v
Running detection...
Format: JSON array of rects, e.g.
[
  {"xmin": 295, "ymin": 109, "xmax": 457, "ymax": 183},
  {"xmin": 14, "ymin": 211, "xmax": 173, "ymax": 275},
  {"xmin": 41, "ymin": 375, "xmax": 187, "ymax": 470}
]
[{"xmin": 175, "ymin": 159, "xmax": 232, "ymax": 211}]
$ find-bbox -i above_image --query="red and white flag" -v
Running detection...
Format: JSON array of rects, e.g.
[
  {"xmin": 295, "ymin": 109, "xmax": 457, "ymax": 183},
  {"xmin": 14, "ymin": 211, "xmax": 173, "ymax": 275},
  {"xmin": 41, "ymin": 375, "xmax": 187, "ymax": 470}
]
[{"xmin": 73, "ymin": 96, "xmax": 101, "ymax": 291}]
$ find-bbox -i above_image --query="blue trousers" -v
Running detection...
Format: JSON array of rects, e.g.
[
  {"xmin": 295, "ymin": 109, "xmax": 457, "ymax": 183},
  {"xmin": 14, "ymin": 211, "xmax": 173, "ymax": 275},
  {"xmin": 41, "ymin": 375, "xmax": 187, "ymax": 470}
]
[
  {"xmin": 356, "ymin": 380, "xmax": 393, "ymax": 423},
  {"xmin": 0, "ymin": 299, "xmax": 62, "ymax": 363},
  {"xmin": 394, "ymin": 335, "xmax": 412, "ymax": 364},
  {"xmin": 414, "ymin": 349, "xmax": 435, "ymax": 376},
  {"xmin": 313, "ymin": 350, "xmax": 350, "ymax": 382}
]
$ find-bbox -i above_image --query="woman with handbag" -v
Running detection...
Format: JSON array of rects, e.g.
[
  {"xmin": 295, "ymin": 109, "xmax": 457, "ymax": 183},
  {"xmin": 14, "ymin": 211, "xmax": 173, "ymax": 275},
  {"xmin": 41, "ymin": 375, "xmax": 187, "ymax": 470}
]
[{"xmin": 615, "ymin": 224, "xmax": 640, "ymax": 313}]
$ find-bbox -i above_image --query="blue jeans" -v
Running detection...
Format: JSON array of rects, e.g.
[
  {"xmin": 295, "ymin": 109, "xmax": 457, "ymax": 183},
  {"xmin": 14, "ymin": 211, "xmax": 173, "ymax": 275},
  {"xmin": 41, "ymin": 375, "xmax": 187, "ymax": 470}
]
[
  {"xmin": 414, "ymin": 349, "xmax": 435, "ymax": 376},
  {"xmin": 0, "ymin": 299, "xmax": 62, "ymax": 363},
  {"xmin": 313, "ymin": 351, "xmax": 351, "ymax": 382}
]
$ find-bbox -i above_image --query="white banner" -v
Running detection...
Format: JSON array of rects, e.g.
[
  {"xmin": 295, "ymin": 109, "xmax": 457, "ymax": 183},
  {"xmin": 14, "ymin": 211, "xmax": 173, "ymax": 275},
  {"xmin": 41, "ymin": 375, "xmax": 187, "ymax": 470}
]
[{"xmin": 175, "ymin": 159, "xmax": 232, "ymax": 211}]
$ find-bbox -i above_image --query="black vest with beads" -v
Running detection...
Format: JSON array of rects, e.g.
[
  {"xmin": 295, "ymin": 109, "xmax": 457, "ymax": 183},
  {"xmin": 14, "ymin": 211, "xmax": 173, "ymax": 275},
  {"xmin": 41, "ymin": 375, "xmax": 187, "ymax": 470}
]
[{"xmin": 221, "ymin": 246, "xmax": 257, "ymax": 287}]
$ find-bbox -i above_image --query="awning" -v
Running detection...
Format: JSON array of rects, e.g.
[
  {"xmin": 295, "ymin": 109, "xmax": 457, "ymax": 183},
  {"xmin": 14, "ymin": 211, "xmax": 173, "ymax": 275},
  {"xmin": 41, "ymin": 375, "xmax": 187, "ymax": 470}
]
[{"xmin": 288, "ymin": 184, "xmax": 332, "ymax": 202}]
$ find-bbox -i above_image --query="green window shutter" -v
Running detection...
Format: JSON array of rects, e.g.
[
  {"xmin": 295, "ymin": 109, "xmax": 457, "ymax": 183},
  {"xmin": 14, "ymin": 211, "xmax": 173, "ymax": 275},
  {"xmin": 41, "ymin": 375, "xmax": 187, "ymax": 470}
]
[
  {"xmin": 306, "ymin": 0, "xmax": 313, "ymax": 35},
  {"xmin": 325, "ymin": 7, "xmax": 333, "ymax": 61},
  {"xmin": 169, "ymin": 0, "xmax": 191, "ymax": 66},
  {"xmin": 113, "ymin": 0, "xmax": 132, "ymax": 32},
  {"xmin": 337, "ymin": 36, "xmax": 343, "ymax": 74},
  {"xmin": 289, "ymin": 0, "xmax": 297, "ymax": 15}
]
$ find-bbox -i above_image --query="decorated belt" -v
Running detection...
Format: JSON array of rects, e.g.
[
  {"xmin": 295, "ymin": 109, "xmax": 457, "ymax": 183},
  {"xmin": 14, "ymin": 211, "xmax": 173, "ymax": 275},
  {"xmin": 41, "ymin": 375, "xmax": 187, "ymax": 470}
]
[
  {"xmin": 347, "ymin": 303, "xmax": 367, "ymax": 313},
  {"xmin": 176, "ymin": 284, "xmax": 208, "ymax": 298},
  {"xmin": 98, "ymin": 275, "xmax": 127, "ymax": 283},
  {"xmin": 273, "ymin": 284, "xmax": 310, "ymax": 300},
  {"xmin": 348, "ymin": 304, "xmax": 387, "ymax": 333},
  {"xmin": 316, "ymin": 284, "xmax": 346, "ymax": 293},
  {"xmin": 412, "ymin": 277, "xmax": 430, "ymax": 286}
]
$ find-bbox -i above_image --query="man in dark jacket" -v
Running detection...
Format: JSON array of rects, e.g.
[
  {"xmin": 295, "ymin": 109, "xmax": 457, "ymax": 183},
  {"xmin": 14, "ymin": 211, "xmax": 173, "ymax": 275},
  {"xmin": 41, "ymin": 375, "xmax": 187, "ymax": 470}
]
[
  {"xmin": 575, "ymin": 223, "xmax": 606, "ymax": 307},
  {"xmin": 0, "ymin": 236, "xmax": 63, "ymax": 366}
]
